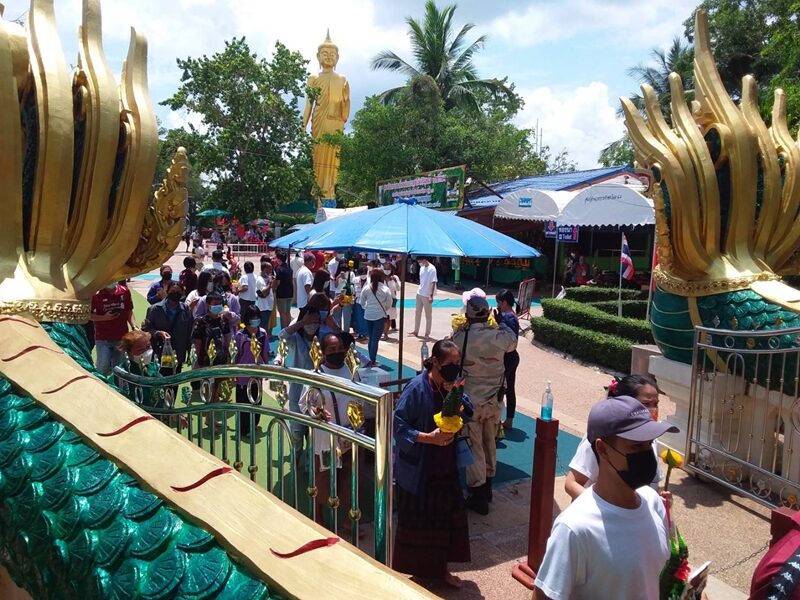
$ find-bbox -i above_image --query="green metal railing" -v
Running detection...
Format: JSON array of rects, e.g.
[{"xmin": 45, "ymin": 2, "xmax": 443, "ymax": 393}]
[{"xmin": 112, "ymin": 343, "xmax": 394, "ymax": 564}]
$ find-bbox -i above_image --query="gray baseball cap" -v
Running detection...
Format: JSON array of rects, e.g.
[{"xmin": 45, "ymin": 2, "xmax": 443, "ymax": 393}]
[{"xmin": 587, "ymin": 395, "xmax": 679, "ymax": 443}]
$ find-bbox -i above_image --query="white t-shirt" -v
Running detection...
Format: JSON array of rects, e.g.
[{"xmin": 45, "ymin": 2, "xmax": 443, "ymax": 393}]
[
  {"xmin": 327, "ymin": 258, "xmax": 339, "ymax": 279},
  {"xmin": 202, "ymin": 261, "xmax": 230, "ymax": 275},
  {"xmin": 295, "ymin": 265, "xmax": 313, "ymax": 309},
  {"xmin": 418, "ymin": 262, "xmax": 438, "ymax": 297},
  {"xmin": 535, "ymin": 486, "xmax": 669, "ymax": 600},
  {"xmin": 299, "ymin": 364, "xmax": 363, "ymax": 466},
  {"xmin": 255, "ymin": 275, "xmax": 274, "ymax": 312},
  {"xmin": 359, "ymin": 283, "xmax": 392, "ymax": 321},
  {"xmin": 238, "ymin": 272, "xmax": 258, "ymax": 302},
  {"xmin": 290, "ymin": 254, "xmax": 304, "ymax": 276},
  {"xmin": 569, "ymin": 437, "xmax": 662, "ymax": 489}
]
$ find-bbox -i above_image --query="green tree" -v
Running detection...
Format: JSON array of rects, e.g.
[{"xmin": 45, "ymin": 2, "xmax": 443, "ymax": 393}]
[
  {"xmin": 685, "ymin": 0, "xmax": 800, "ymax": 130},
  {"xmin": 370, "ymin": 0, "xmax": 512, "ymax": 111},
  {"xmin": 161, "ymin": 38, "xmax": 314, "ymax": 221},
  {"xmin": 332, "ymin": 77, "xmax": 558, "ymax": 204},
  {"xmin": 598, "ymin": 138, "xmax": 635, "ymax": 168},
  {"xmin": 154, "ymin": 126, "xmax": 209, "ymax": 226},
  {"xmin": 599, "ymin": 37, "xmax": 693, "ymax": 166},
  {"xmin": 625, "ymin": 37, "xmax": 694, "ymax": 120}
]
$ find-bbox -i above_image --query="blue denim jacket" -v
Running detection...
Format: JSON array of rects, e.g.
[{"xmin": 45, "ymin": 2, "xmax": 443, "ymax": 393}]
[{"xmin": 393, "ymin": 370, "xmax": 473, "ymax": 496}]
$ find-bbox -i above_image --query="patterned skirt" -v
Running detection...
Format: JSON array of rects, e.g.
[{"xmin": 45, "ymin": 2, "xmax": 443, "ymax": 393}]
[{"xmin": 392, "ymin": 475, "xmax": 470, "ymax": 579}]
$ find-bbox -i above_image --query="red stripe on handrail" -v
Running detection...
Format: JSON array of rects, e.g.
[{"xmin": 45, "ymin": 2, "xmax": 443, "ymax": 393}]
[
  {"xmin": 170, "ymin": 466, "xmax": 233, "ymax": 492},
  {"xmin": 270, "ymin": 537, "xmax": 340, "ymax": 558},
  {"xmin": 97, "ymin": 415, "xmax": 156, "ymax": 437}
]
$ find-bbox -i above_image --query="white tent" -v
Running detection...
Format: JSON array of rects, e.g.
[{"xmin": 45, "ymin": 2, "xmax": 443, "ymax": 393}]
[
  {"xmin": 315, "ymin": 205, "xmax": 368, "ymax": 223},
  {"xmin": 493, "ymin": 188, "xmax": 576, "ymax": 222},
  {"xmin": 557, "ymin": 183, "xmax": 654, "ymax": 227}
]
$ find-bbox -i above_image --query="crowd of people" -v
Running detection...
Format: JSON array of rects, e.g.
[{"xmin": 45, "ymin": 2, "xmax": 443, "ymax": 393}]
[{"xmin": 88, "ymin": 241, "xmax": 712, "ymax": 597}]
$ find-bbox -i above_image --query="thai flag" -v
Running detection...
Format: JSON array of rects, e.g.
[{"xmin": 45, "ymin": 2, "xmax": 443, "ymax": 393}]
[{"xmin": 621, "ymin": 234, "xmax": 635, "ymax": 280}]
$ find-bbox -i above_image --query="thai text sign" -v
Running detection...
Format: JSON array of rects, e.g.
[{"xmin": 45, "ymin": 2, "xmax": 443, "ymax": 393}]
[
  {"xmin": 376, "ymin": 165, "xmax": 465, "ymax": 210},
  {"xmin": 556, "ymin": 225, "xmax": 579, "ymax": 243}
]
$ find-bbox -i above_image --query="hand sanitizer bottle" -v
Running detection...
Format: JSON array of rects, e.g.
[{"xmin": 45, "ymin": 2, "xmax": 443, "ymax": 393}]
[{"xmin": 541, "ymin": 381, "xmax": 554, "ymax": 421}]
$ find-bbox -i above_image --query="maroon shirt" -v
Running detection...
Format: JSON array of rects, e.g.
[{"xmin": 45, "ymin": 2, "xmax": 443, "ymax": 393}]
[
  {"xmin": 750, "ymin": 511, "xmax": 800, "ymax": 599},
  {"xmin": 91, "ymin": 285, "xmax": 133, "ymax": 341}
]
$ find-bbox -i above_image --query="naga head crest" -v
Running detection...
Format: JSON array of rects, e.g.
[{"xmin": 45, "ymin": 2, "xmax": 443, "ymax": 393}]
[
  {"xmin": 622, "ymin": 10, "xmax": 800, "ymax": 297},
  {"xmin": 0, "ymin": 0, "xmax": 187, "ymax": 323}
]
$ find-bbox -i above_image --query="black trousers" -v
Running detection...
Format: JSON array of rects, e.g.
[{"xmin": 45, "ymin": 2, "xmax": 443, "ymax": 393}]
[
  {"xmin": 503, "ymin": 351, "xmax": 520, "ymax": 418},
  {"xmin": 236, "ymin": 382, "xmax": 262, "ymax": 437}
]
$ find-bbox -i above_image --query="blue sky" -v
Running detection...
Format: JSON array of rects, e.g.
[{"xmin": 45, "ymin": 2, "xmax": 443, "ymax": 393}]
[{"xmin": 3, "ymin": 0, "xmax": 700, "ymax": 169}]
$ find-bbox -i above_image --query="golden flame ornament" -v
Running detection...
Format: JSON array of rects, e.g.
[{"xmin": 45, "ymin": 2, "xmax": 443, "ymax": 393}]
[
  {"xmin": 347, "ymin": 401, "xmax": 365, "ymax": 431},
  {"xmin": 0, "ymin": 0, "xmax": 187, "ymax": 322}
]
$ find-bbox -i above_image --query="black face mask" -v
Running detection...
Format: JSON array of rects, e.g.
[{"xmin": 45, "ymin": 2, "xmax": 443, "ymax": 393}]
[
  {"xmin": 438, "ymin": 363, "xmax": 461, "ymax": 383},
  {"xmin": 326, "ymin": 351, "xmax": 346, "ymax": 369},
  {"xmin": 167, "ymin": 291, "xmax": 182, "ymax": 302},
  {"xmin": 606, "ymin": 444, "xmax": 657, "ymax": 490}
]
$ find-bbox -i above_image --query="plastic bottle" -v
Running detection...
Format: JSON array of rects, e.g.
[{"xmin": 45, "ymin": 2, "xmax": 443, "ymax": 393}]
[
  {"xmin": 420, "ymin": 341, "xmax": 430, "ymax": 364},
  {"xmin": 541, "ymin": 381, "xmax": 554, "ymax": 421}
]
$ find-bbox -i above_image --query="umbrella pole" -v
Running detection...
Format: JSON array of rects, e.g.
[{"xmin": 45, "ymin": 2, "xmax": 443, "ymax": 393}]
[{"xmin": 398, "ymin": 254, "xmax": 407, "ymax": 383}]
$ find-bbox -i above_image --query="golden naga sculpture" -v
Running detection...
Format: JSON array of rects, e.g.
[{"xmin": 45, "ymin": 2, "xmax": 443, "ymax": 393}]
[
  {"xmin": 0, "ymin": 0, "xmax": 185, "ymax": 323},
  {"xmin": 302, "ymin": 30, "xmax": 350, "ymax": 202},
  {"xmin": 622, "ymin": 10, "xmax": 800, "ymax": 363}
]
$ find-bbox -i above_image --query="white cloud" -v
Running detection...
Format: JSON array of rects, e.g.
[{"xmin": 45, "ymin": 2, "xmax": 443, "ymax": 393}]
[
  {"xmin": 517, "ymin": 81, "xmax": 624, "ymax": 169},
  {"xmin": 488, "ymin": 0, "xmax": 698, "ymax": 48}
]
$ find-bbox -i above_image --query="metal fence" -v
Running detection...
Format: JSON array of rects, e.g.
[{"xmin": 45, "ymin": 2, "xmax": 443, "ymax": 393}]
[
  {"xmin": 686, "ymin": 325, "xmax": 800, "ymax": 509},
  {"xmin": 113, "ymin": 341, "xmax": 394, "ymax": 564}
]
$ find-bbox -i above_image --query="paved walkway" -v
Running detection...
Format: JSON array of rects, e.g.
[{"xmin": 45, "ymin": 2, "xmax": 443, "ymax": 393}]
[{"xmin": 131, "ymin": 251, "xmax": 769, "ymax": 597}]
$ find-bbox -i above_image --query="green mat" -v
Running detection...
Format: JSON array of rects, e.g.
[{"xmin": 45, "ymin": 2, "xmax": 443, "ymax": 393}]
[{"xmin": 494, "ymin": 411, "xmax": 582, "ymax": 485}]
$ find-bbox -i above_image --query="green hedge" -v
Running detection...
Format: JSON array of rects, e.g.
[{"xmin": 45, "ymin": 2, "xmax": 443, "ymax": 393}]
[
  {"xmin": 531, "ymin": 317, "xmax": 632, "ymax": 372},
  {"xmin": 540, "ymin": 298, "xmax": 653, "ymax": 343},
  {"xmin": 564, "ymin": 286, "xmax": 646, "ymax": 302},
  {"xmin": 591, "ymin": 300, "xmax": 649, "ymax": 320}
]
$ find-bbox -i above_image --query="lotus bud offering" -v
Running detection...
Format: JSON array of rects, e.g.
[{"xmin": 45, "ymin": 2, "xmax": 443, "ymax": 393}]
[{"xmin": 434, "ymin": 380, "xmax": 465, "ymax": 433}]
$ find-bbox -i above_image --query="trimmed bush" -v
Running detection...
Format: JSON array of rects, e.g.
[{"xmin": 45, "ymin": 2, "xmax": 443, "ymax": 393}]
[
  {"xmin": 541, "ymin": 298, "xmax": 653, "ymax": 344},
  {"xmin": 591, "ymin": 300, "xmax": 649, "ymax": 320},
  {"xmin": 564, "ymin": 286, "xmax": 645, "ymax": 303},
  {"xmin": 531, "ymin": 317, "xmax": 632, "ymax": 372}
]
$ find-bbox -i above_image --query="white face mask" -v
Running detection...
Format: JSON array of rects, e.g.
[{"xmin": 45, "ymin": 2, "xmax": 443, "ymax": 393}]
[
  {"xmin": 303, "ymin": 325, "xmax": 318, "ymax": 337},
  {"xmin": 133, "ymin": 349, "xmax": 153, "ymax": 365}
]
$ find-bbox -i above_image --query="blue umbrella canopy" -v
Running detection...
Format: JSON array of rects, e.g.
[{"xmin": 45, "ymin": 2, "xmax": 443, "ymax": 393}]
[{"xmin": 270, "ymin": 203, "xmax": 539, "ymax": 258}]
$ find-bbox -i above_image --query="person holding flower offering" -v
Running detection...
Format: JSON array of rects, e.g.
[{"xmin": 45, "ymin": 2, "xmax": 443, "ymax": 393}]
[
  {"xmin": 452, "ymin": 288, "xmax": 517, "ymax": 515},
  {"xmin": 393, "ymin": 339, "xmax": 474, "ymax": 588},
  {"xmin": 565, "ymin": 374, "xmax": 665, "ymax": 500},
  {"xmin": 534, "ymin": 395, "xmax": 679, "ymax": 600}
]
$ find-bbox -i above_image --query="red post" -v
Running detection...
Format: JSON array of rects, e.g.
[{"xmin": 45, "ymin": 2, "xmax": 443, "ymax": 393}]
[{"xmin": 512, "ymin": 417, "xmax": 559, "ymax": 589}]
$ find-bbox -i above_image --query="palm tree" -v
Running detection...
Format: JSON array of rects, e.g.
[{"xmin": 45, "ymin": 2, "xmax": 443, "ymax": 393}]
[
  {"xmin": 371, "ymin": 0, "xmax": 512, "ymax": 111},
  {"xmin": 600, "ymin": 37, "xmax": 694, "ymax": 167},
  {"xmin": 622, "ymin": 37, "xmax": 694, "ymax": 121}
]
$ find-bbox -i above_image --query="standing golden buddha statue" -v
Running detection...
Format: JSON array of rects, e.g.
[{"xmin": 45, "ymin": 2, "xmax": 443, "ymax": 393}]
[{"xmin": 303, "ymin": 30, "xmax": 350, "ymax": 202}]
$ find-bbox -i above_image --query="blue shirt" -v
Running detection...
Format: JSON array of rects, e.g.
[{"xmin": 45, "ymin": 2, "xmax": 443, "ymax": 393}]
[
  {"xmin": 147, "ymin": 281, "xmax": 168, "ymax": 304},
  {"xmin": 393, "ymin": 370, "xmax": 473, "ymax": 496},
  {"xmin": 499, "ymin": 310, "xmax": 520, "ymax": 337}
]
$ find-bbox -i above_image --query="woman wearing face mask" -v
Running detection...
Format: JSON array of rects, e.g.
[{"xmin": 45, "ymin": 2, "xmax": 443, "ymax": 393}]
[
  {"xmin": 192, "ymin": 292, "xmax": 234, "ymax": 415},
  {"xmin": 233, "ymin": 305, "xmax": 271, "ymax": 439},
  {"xmin": 194, "ymin": 271, "xmax": 241, "ymax": 320},
  {"xmin": 393, "ymin": 339, "xmax": 474, "ymax": 588},
  {"xmin": 146, "ymin": 265, "xmax": 173, "ymax": 305},
  {"xmin": 299, "ymin": 333, "xmax": 364, "ymax": 535},
  {"xmin": 359, "ymin": 269, "xmax": 392, "ymax": 367},
  {"xmin": 118, "ymin": 330, "xmax": 159, "ymax": 405},
  {"xmin": 382, "ymin": 263, "xmax": 401, "ymax": 339},
  {"xmin": 186, "ymin": 270, "xmax": 214, "ymax": 313},
  {"xmin": 564, "ymin": 373, "xmax": 665, "ymax": 501},
  {"xmin": 276, "ymin": 293, "xmax": 338, "ymax": 450}
]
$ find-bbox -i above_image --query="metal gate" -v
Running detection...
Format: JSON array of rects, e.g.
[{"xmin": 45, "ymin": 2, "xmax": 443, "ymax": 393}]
[{"xmin": 686, "ymin": 325, "xmax": 800, "ymax": 509}]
